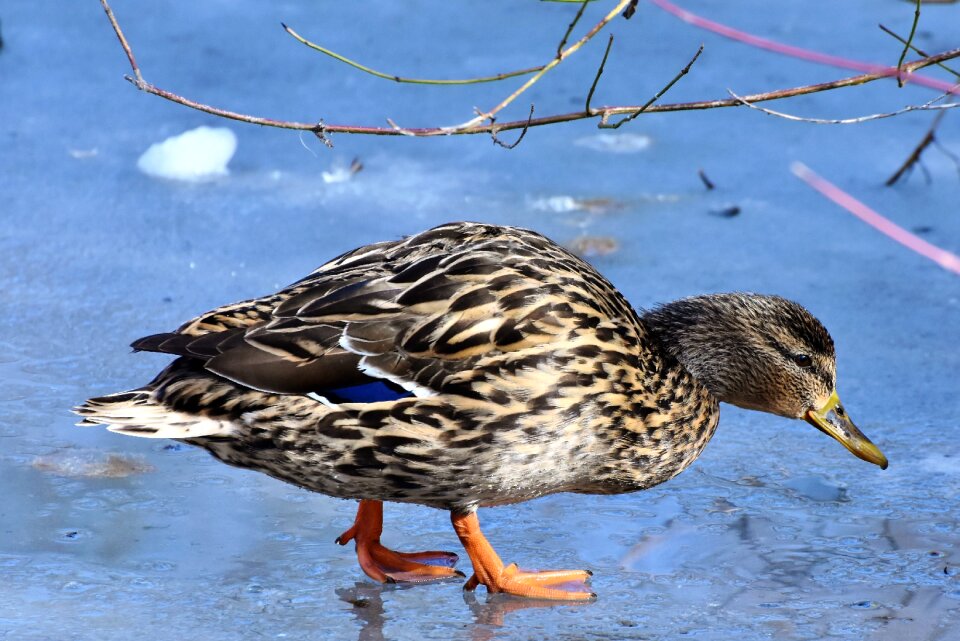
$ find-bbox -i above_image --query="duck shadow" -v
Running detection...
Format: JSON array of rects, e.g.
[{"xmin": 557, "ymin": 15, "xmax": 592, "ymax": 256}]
[{"xmin": 335, "ymin": 581, "xmax": 593, "ymax": 641}]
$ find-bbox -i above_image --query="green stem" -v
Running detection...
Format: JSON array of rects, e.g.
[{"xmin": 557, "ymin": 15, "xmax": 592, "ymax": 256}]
[{"xmin": 283, "ymin": 23, "xmax": 543, "ymax": 86}]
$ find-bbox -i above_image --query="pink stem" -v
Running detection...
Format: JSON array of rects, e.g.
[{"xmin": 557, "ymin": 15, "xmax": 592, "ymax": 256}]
[
  {"xmin": 650, "ymin": 0, "xmax": 958, "ymax": 94},
  {"xmin": 792, "ymin": 162, "xmax": 960, "ymax": 276}
]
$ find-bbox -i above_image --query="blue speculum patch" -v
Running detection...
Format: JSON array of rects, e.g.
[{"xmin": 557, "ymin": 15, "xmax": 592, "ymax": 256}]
[{"xmin": 321, "ymin": 380, "xmax": 412, "ymax": 404}]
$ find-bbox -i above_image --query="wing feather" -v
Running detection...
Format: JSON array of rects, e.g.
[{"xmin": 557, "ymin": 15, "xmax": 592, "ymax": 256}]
[{"xmin": 128, "ymin": 222, "xmax": 644, "ymax": 400}]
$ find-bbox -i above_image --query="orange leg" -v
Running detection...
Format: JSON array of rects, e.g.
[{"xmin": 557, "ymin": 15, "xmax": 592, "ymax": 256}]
[
  {"xmin": 336, "ymin": 500, "xmax": 464, "ymax": 583},
  {"xmin": 450, "ymin": 510, "xmax": 596, "ymax": 601}
]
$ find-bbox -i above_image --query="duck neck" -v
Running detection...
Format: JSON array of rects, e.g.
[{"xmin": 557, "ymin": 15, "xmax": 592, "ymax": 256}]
[{"xmin": 641, "ymin": 298, "xmax": 746, "ymax": 406}]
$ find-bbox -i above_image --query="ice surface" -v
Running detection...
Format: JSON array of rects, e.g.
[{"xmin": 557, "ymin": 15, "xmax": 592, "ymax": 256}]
[
  {"xmin": 137, "ymin": 126, "xmax": 237, "ymax": 181},
  {"xmin": 574, "ymin": 133, "xmax": 652, "ymax": 153},
  {"xmin": 1, "ymin": 1, "xmax": 959, "ymax": 640}
]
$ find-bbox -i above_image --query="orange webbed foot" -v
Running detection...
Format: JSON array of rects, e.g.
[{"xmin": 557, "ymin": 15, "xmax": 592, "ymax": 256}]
[
  {"xmin": 452, "ymin": 511, "xmax": 596, "ymax": 601},
  {"xmin": 463, "ymin": 563, "xmax": 595, "ymax": 601},
  {"xmin": 338, "ymin": 500, "xmax": 464, "ymax": 584}
]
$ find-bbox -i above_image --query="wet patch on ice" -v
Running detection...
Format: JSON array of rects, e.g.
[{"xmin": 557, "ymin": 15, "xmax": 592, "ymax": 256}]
[
  {"xmin": 32, "ymin": 451, "xmax": 154, "ymax": 478},
  {"xmin": 567, "ymin": 235, "xmax": 620, "ymax": 257},
  {"xmin": 529, "ymin": 195, "xmax": 624, "ymax": 214}
]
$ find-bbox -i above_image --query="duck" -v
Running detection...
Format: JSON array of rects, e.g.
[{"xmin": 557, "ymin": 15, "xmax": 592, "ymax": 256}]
[{"xmin": 75, "ymin": 221, "xmax": 887, "ymax": 601}]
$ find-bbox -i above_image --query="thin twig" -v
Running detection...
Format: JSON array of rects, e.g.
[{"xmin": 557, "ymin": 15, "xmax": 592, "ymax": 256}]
[
  {"xmin": 491, "ymin": 105, "xmax": 536, "ymax": 149},
  {"xmin": 585, "ymin": 35, "xmax": 614, "ymax": 113},
  {"xmin": 557, "ymin": 0, "xmax": 591, "ymax": 58},
  {"xmin": 284, "ymin": 23, "xmax": 544, "ymax": 86},
  {"xmin": 878, "ymin": 24, "xmax": 960, "ymax": 80},
  {"xmin": 385, "ymin": 118, "xmax": 417, "ymax": 136},
  {"xmin": 896, "ymin": 0, "xmax": 922, "ymax": 88},
  {"xmin": 99, "ymin": 0, "xmax": 142, "ymax": 84},
  {"xmin": 600, "ymin": 44, "xmax": 703, "ymax": 128},
  {"xmin": 97, "ymin": 0, "xmax": 960, "ymax": 139},
  {"xmin": 886, "ymin": 110, "xmax": 947, "ymax": 186},
  {"xmin": 455, "ymin": 0, "xmax": 632, "ymax": 131},
  {"xmin": 728, "ymin": 87, "xmax": 960, "ymax": 125}
]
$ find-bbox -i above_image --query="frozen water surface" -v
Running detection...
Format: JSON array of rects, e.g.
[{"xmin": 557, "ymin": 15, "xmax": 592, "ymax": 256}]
[{"xmin": 2, "ymin": 1, "xmax": 959, "ymax": 639}]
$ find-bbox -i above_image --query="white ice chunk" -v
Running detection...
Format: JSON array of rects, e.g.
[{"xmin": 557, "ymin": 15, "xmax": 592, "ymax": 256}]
[{"xmin": 137, "ymin": 126, "xmax": 237, "ymax": 181}]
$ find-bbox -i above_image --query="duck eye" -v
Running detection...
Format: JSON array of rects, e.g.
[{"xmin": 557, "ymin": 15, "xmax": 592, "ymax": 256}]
[{"xmin": 792, "ymin": 354, "xmax": 813, "ymax": 368}]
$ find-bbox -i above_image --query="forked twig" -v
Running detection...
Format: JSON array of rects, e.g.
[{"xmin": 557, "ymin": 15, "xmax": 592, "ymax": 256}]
[
  {"xmin": 879, "ymin": 24, "xmax": 960, "ymax": 80},
  {"xmin": 600, "ymin": 44, "xmax": 703, "ymax": 128},
  {"xmin": 454, "ymin": 0, "xmax": 632, "ymax": 131},
  {"xmin": 886, "ymin": 110, "xmax": 947, "ymax": 186}
]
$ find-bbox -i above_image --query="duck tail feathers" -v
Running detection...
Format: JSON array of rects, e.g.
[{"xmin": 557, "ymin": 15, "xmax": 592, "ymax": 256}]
[{"xmin": 74, "ymin": 387, "xmax": 234, "ymax": 439}]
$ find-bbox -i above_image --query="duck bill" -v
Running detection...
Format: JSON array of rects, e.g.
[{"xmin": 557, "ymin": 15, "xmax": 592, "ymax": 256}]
[{"xmin": 804, "ymin": 391, "xmax": 888, "ymax": 470}]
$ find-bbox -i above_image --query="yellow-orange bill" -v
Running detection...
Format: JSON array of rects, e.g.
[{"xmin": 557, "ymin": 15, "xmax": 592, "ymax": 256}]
[{"xmin": 805, "ymin": 391, "xmax": 888, "ymax": 470}]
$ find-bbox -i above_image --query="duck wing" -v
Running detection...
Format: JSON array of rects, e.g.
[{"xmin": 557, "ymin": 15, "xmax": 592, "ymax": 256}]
[{"xmin": 132, "ymin": 222, "xmax": 642, "ymax": 399}]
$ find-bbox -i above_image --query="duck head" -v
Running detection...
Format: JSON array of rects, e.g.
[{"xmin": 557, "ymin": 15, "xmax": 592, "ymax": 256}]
[{"xmin": 643, "ymin": 293, "xmax": 887, "ymax": 469}]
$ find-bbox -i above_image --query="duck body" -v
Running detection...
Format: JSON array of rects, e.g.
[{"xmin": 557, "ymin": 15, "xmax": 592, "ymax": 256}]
[
  {"xmin": 83, "ymin": 222, "xmax": 717, "ymax": 512},
  {"xmin": 77, "ymin": 221, "xmax": 885, "ymax": 599}
]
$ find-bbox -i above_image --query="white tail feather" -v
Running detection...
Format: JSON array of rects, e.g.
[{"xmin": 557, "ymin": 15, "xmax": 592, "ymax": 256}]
[{"xmin": 74, "ymin": 390, "xmax": 235, "ymax": 439}]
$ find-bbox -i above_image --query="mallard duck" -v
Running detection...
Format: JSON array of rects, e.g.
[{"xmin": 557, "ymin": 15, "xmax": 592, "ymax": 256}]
[{"xmin": 75, "ymin": 222, "xmax": 887, "ymax": 601}]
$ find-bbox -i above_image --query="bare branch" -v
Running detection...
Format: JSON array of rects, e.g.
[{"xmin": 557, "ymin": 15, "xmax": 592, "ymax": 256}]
[
  {"xmin": 895, "ymin": 0, "xmax": 922, "ymax": 88},
  {"xmin": 97, "ymin": 0, "xmax": 960, "ymax": 140},
  {"xmin": 283, "ymin": 23, "xmax": 544, "ymax": 86},
  {"xmin": 600, "ymin": 44, "xmax": 703, "ymax": 129},
  {"xmin": 727, "ymin": 87, "xmax": 960, "ymax": 125}
]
